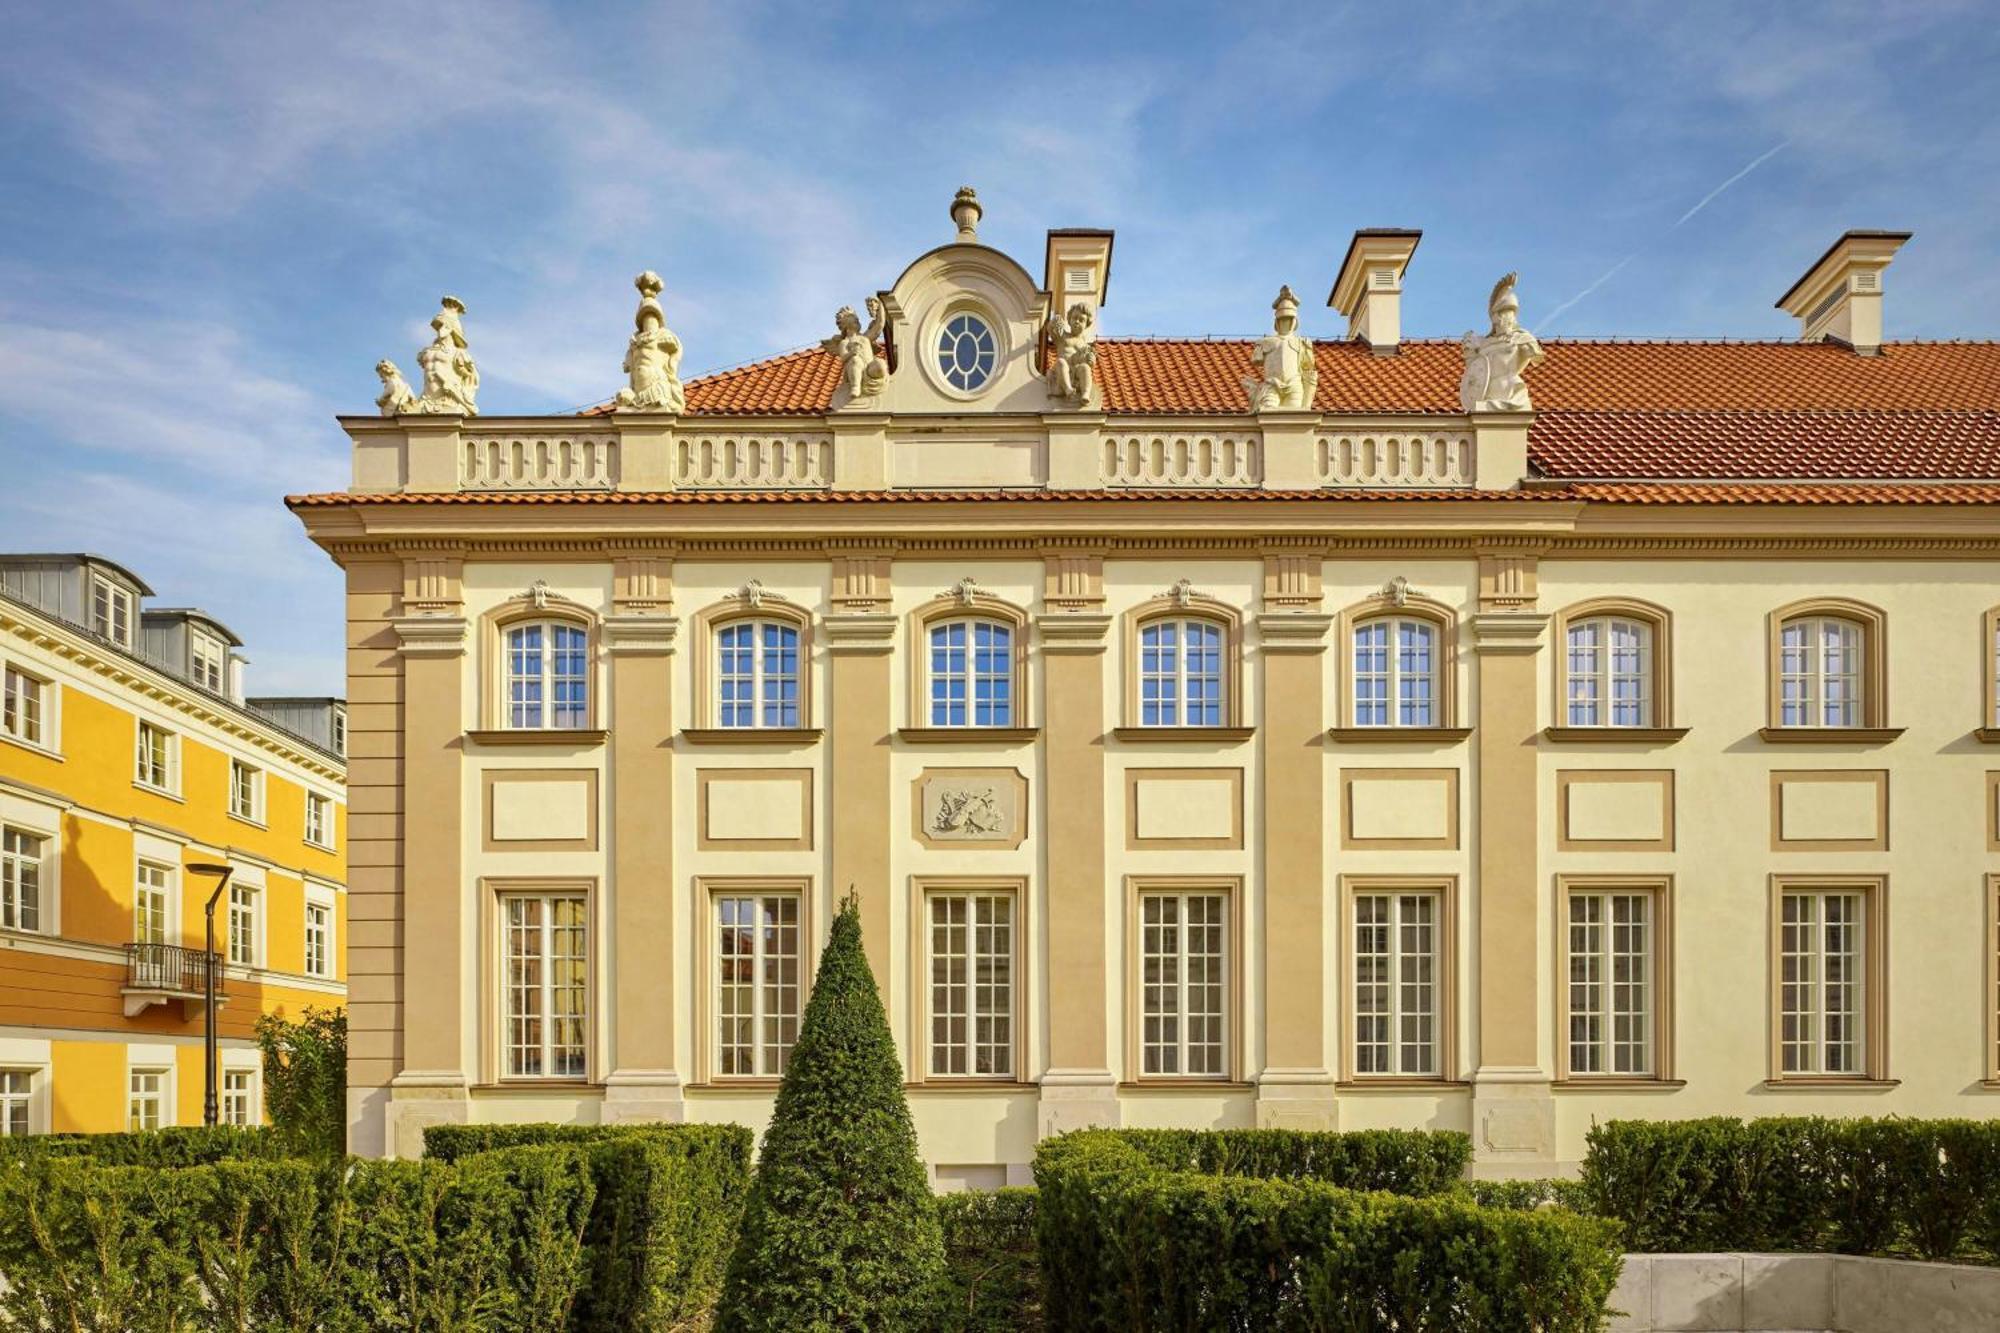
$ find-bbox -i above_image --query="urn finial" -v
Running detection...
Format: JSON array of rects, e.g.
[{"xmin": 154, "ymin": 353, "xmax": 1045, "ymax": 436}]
[{"xmin": 951, "ymin": 186, "xmax": 983, "ymax": 241}]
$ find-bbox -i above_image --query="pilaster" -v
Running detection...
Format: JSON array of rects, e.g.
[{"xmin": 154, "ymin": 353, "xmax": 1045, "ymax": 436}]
[
  {"xmin": 1256, "ymin": 409, "xmax": 1321, "ymax": 491},
  {"xmin": 402, "ymin": 416, "xmax": 465, "ymax": 493},
  {"xmin": 602, "ymin": 553, "xmax": 683, "ymax": 1122},
  {"xmin": 1469, "ymin": 542, "xmax": 1552, "ymax": 1173},
  {"xmin": 1470, "ymin": 410, "xmax": 1534, "ymax": 492},
  {"xmin": 1037, "ymin": 549, "xmax": 1118, "ymax": 1135},
  {"xmin": 829, "ymin": 413, "xmax": 891, "ymax": 492},
  {"xmin": 611, "ymin": 414, "xmax": 676, "ymax": 493},
  {"xmin": 826, "ymin": 551, "xmax": 897, "ymax": 992},
  {"xmin": 1043, "ymin": 412, "xmax": 1105, "ymax": 490},
  {"xmin": 1255, "ymin": 550, "xmax": 1335, "ymax": 1126}
]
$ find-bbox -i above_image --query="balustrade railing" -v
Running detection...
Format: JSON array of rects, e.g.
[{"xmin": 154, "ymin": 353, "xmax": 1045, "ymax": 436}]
[
  {"xmin": 1101, "ymin": 433, "xmax": 1261, "ymax": 488},
  {"xmin": 461, "ymin": 432, "xmax": 619, "ymax": 490},
  {"xmin": 126, "ymin": 943, "xmax": 226, "ymax": 997},
  {"xmin": 1316, "ymin": 433, "xmax": 1472, "ymax": 487},
  {"xmin": 674, "ymin": 434, "xmax": 832, "ymax": 489}
]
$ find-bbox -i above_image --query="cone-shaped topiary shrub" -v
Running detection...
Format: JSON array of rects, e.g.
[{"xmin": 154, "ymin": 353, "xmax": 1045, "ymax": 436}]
[{"xmin": 715, "ymin": 893, "xmax": 945, "ymax": 1330}]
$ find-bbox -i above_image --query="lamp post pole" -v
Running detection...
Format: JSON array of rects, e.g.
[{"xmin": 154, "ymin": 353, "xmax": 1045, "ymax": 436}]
[{"xmin": 189, "ymin": 863, "xmax": 233, "ymax": 1127}]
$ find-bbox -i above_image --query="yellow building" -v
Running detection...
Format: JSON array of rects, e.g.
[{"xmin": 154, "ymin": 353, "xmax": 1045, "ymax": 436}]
[
  {"xmin": 0, "ymin": 553, "xmax": 346, "ymax": 1134},
  {"xmin": 292, "ymin": 199, "xmax": 2000, "ymax": 1178}
]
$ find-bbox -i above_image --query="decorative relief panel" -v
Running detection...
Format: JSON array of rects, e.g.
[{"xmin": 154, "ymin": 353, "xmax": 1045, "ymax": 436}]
[
  {"xmin": 1556, "ymin": 769, "xmax": 1674, "ymax": 852},
  {"xmin": 1126, "ymin": 768, "xmax": 1243, "ymax": 850},
  {"xmin": 482, "ymin": 769, "xmax": 599, "ymax": 852},
  {"xmin": 1770, "ymin": 770, "xmax": 1887, "ymax": 851},
  {"xmin": 912, "ymin": 768, "xmax": 1029, "ymax": 850},
  {"xmin": 698, "ymin": 768, "xmax": 814, "ymax": 851},
  {"xmin": 1341, "ymin": 768, "xmax": 1460, "ymax": 850}
]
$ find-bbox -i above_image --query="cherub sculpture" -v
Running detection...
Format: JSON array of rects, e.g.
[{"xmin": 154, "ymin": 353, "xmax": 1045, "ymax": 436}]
[
  {"xmin": 374, "ymin": 359, "xmax": 417, "ymax": 416},
  {"xmin": 1243, "ymin": 285, "xmax": 1316, "ymax": 410},
  {"xmin": 413, "ymin": 296, "xmax": 480, "ymax": 415},
  {"xmin": 1043, "ymin": 302, "xmax": 1097, "ymax": 406},
  {"xmin": 1458, "ymin": 272, "xmax": 1544, "ymax": 413},
  {"xmin": 821, "ymin": 297, "xmax": 889, "ymax": 404},
  {"xmin": 614, "ymin": 271, "xmax": 686, "ymax": 413}
]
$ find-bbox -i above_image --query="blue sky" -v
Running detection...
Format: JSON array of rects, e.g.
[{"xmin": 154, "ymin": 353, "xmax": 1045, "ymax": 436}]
[{"xmin": 3, "ymin": 1, "xmax": 1996, "ymax": 694}]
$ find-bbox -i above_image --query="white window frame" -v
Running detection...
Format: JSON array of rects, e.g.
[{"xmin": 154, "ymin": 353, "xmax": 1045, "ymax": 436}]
[
  {"xmin": 303, "ymin": 888, "xmax": 336, "ymax": 979},
  {"xmin": 1777, "ymin": 886, "xmax": 1873, "ymax": 1078},
  {"xmin": 708, "ymin": 885, "xmax": 805, "ymax": 1080},
  {"xmin": 921, "ymin": 885, "xmax": 1018, "ymax": 1080},
  {"xmin": 219, "ymin": 1066, "xmax": 258, "ymax": 1126},
  {"xmin": 714, "ymin": 619, "xmax": 803, "ymax": 729},
  {"xmin": 228, "ymin": 759, "xmax": 264, "ymax": 824},
  {"xmin": 227, "ymin": 881, "xmax": 262, "ymax": 968},
  {"xmin": 503, "ymin": 620, "xmax": 592, "ymax": 730},
  {"xmin": 134, "ymin": 858, "xmax": 175, "ymax": 945},
  {"xmin": 1350, "ymin": 616, "xmax": 1442, "ymax": 728},
  {"xmin": 304, "ymin": 791, "xmax": 334, "ymax": 850},
  {"xmin": 1, "ymin": 662, "xmax": 55, "ymax": 752},
  {"xmin": 0, "ymin": 1067, "xmax": 36, "ymax": 1137},
  {"xmin": 1134, "ymin": 885, "xmax": 1232, "ymax": 1080},
  {"xmin": 190, "ymin": 630, "xmax": 226, "ymax": 694},
  {"xmin": 1, "ymin": 825, "xmax": 50, "ymax": 935},
  {"xmin": 1136, "ymin": 617, "xmax": 1228, "ymax": 728},
  {"xmin": 127, "ymin": 1063, "xmax": 173, "ymax": 1130},
  {"xmin": 1564, "ymin": 616, "xmax": 1654, "ymax": 728},
  {"xmin": 134, "ymin": 720, "xmax": 179, "ymax": 794},
  {"xmin": 925, "ymin": 618, "xmax": 1016, "ymax": 728},
  {"xmin": 1350, "ymin": 888, "xmax": 1444, "ymax": 1078},
  {"xmin": 1778, "ymin": 616, "xmax": 1865, "ymax": 728},
  {"xmin": 331, "ymin": 707, "xmax": 347, "ymax": 757},
  {"xmin": 499, "ymin": 889, "xmax": 590, "ymax": 1080},
  {"xmin": 91, "ymin": 575, "xmax": 133, "ymax": 647},
  {"xmin": 1563, "ymin": 886, "xmax": 1660, "ymax": 1078}
]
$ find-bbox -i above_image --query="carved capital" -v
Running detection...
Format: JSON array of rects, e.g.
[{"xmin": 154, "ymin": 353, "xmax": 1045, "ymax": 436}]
[
  {"xmin": 823, "ymin": 612, "xmax": 898, "ymax": 656},
  {"xmin": 1476, "ymin": 544, "xmax": 1542, "ymax": 611},
  {"xmin": 830, "ymin": 553, "xmax": 893, "ymax": 614},
  {"xmin": 1256, "ymin": 611, "xmax": 1334, "ymax": 654},
  {"xmin": 1262, "ymin": 550, "xmax": 1324, "ymax": 610},
  {"xmin": 1036, "ymin": 612, "xmax": 1113, "ymax": 655},
  {"xmin": 1041, "ymin": 550, "xmax": 1105, "ymax": 613},
  {"xmin": 602, "ymin": 614, "xmax": 680, "ymax": 656},
  {"xmin": 612, "ymin": 554, "xmax": 674, "ymax": 614},
  {"xmin": 401, "ymin": 554, "xmax": 464, "ymax": 615},
  {"xmin": 392, "ymin": 615, "xmax": 467, "ymax": 657},
  {"xmin": 1469, "ymin": 611, "xmax": 1550, "ymax": 655}
]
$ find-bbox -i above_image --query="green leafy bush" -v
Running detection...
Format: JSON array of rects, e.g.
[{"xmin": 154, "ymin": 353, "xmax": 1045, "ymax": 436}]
[
  {"xmin": 715, "ymin": 895, "xmax": 947, "ymax": 1330},
  {"xmin": 1105, "ymin": 1126, "xmax": 1471, "ymax": 1194},
  {"xmin": 1459, "ymin": 1176, "xmax": 1587, "ymax": 1212},
  {"xmin": 258, "ymin": 1006, "xmax": 348, "ymax": 1158},
  {"xmin": 1035, "ymin": 1129, "xmax": 1621, "ymax": 1332},
  {"xmin": 937, "ymin": 1187, "xmax": 1042, "ymax": 1332},
  {"xmin": 1578, "ymin": 1115, "xmax": 2000, "ymax": 1261},
  {"xmin": 0, "ymin": 1123, "xmax": 284, "ymax": 1166}
]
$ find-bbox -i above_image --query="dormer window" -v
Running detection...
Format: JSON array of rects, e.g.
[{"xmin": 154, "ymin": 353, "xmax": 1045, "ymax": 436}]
[
  {"xmin": 90, "ymin": 576, "xmax": 132, "ymax": 647},
  {"xmin": 936, "ymin": 312, "xmax": 997, "ymax": 392},
  {"xmin": 190, "ymin": 630, "xmax": 226, "ymax": 693}
]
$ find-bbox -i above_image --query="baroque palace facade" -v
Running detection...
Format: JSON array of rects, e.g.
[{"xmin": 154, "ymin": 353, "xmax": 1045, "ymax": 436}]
[
  {"xmin": 0, "ymin": 554, "xmax": 347, "ymax": 1133},
  {"xmin": 292, "ymin": 195, "xmax": 2000, "ymax": 1178}
]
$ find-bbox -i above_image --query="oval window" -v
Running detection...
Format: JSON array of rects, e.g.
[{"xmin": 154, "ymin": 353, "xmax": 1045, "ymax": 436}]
[{"xmin": 936, "ymin": 312, "xmax": 998, "ymax": 392}]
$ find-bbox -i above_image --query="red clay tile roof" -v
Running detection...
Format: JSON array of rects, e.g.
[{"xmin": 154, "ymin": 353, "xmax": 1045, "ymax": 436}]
[
  {"xmin": 1531, "ymin": 410, "xmax": 2000, "ymax": 480},
  {"xmin": 1565, "ymin": 481, "xmax": 2000, "ymax": 505}
]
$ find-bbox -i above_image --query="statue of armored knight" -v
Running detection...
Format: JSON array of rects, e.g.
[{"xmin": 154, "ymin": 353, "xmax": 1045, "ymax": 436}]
[
  {"xmin": 1244, "ymin": 285, "xmax": 1316, "ymax": 410},
  {"xmin": 413, "ymin": 295, "xmax": 480, "ymax": 415},
  {"xmin": 615, "ymin": 271, "xmax": 686, "ymax": 413},
  {"xmin": 821, "ymin": 298, "xmax": 889, "ymax": 406},
  {"xmin": 1458, "ymin": 272, "xmax": 1544, "ymax": 413},
  {"xmin": 1043, "ymin": 301, "xmax": 1097, "ymax": 407}
]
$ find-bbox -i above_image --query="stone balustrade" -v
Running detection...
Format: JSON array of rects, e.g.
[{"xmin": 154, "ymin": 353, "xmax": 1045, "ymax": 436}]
[
  {"xmin": 1099, "ymin": 432, "xmax": 1261, "ymax": 488},
  {"xmin": 674, "ymin": 433, "xmax": 832, "ymax": 490},
  {"xmin": 461, "ymin": 430, "xmax": 619, "ymax": 490}
]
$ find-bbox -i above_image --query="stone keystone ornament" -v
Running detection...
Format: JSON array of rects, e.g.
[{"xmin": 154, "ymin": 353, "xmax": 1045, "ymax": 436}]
[
  {"xmin": 1459, "ymin": 271, "xmax": 1545, "ymax": 412},
  {"xmin": 411, "ymin": 295, "xmax": 480, "ymax": 415},
  {"xmin": 615, "ymin": 271, "xmax": 686, "ymax": 413},
  {"xmin": 1244, "ymin": 284, "xmax": 1317, "ymax": 410}
]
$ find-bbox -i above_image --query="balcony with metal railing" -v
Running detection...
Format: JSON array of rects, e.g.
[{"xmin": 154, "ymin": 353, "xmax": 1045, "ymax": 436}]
[{"xmin": 122, "ymin": 943, "xmax": 228, "ymax": 1018}]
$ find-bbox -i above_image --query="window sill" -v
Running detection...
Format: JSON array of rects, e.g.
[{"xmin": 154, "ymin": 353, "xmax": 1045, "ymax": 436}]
[
  {"xmin": 1974, "ymin": 728, "xmax": 2000, "ymax": 744},
  {"xmin": 304, "ymin": 839, "xmax": 336, "ymax": 854},
  {"xmin": 1761, "ymin": 1077, "xmax": 1900, "ymax": 1090},
  {"xmin": 1118, "ymin": 1079, "xmax": 1254, "ymax": 1092},
  {"xmin": 681, "ymin": 727, "xmax": 823, "ymax": 746},
  {"xmin": 1553, "ymin": 1077, "xmax": 1688, "ymax": 1090},
  {"xmin": 1335, "ymin": 1078, "xmax": 1469, "ymax": 1091},
  {"xmin": 906, "ymin": 1080, "xmax": 1037, "ymax": 1093},
  {"xmin": 685, "ymin": 1079, "xmax": 783, "ymax": 1091},
  {"xmin": 0, "ymin": 734, "xmax": 61, "ymax": 761},
  {"xmin": 226, "ymin": 812, "xmax": 267, "ymax": 831},
  {"xmin": 133, "ymin": 781, "xmax": 184, "ymax": 803},
  {"xmin": 1327, "ymin": 727, "xmax": 1472, "ymax": 744},
  {"xmin": 472, "ymin": 1079, "xmax": 597, "ymax": 1092},
  {"xmin": 1109, "ymin": 726, "xmax": 1255, "ymax": 744},
  {"xmin": 1543, "ymin": 726, "xmax": 1690, "ymax": 744},
  {"xmin": 465, "ymin": 728, "xmax": 608, "ymax": 747},
  {"xmin": 1755, "ymin": 726, "xmax": 1904, "ymax": 745},
  {"xmin": 896, "ymin": 727, "xmax": 1040, "ymax": 745}
]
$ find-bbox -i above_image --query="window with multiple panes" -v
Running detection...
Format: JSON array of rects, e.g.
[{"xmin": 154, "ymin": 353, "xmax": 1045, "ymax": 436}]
[
  {"xmin": 332, "ymin": 708, "xmax": 347, "ymax": 757},
  {"xmin": 190, "ymin": 631, "xmax": 226, "ymax": 693},
  {"xmin": 1566, "ymin": 890, "xmax": 1654, "ymax": 1076},
  {"xmin": 1352, "ymin": 617, "xmax": 1440, "ymax": 727},
  {"xmin": 135, "ymin": 860, "xmax": 171, "ymax": 945},
  {"xmin": 1565, "ymin": 617, "xmax": 1653, "ymax": 727},
  {"xmin": 927, "ymin": 620, "xmax": 1013, "ymax": 727},
  {"xmin": 135, "ymin": 722, "xmax": 173, "ymax": 790},
  {"xmin": 502, "ymin": 892, "xmax": 588, "ymax": 1078},
  {"xmin": 1138, "ymin": 889, "xmax": 1228, "ymax": 1077},
  {"xmin": 717, "ymin": 621, "xmax": 801, "ymax": 728},
  {"xmin": 926, "ymin": 890, "xmax": 1014, "ymax": 1078},
  {"xmin": 304, "ymin": 901, "xmax": 333, "ymax": 978},
  {"xmin": 1, "ymin": 828, "xmax": 44, "ymax": 933},
  {"xmin": 305, "ymin": 792, "xmax": 333, "ymax": 848},
  {"xmin": 936, "ymin": 311, "xmax": 998, "ymax": 392},
  {"xmin": 1352, "ymin": 890, "xmax": 1441, "ymax": 1077},
  {"xmin": 91, "ymin": 576, "xmax": 132, "ymax": 646},
  {"xmin": 1138, "ymin": 619, "xmax": 1226, "ymax": 727},
  {"xmin": 128, "ymin": 1068, "xmax": 168, "ymax": 1130},
  {"xmin": 1779, "ymin": 889, "xmax": 1867, "ymax": 1075},
  {"xmin": 505, "ymin": 622, "xmax": 590, "ymax": 729},
  {"xmin": 228, "ymin": 760, "xmax": 261, "ymax": 821},
  {"xmin": 0, "ymin": 1070, "xmax": 30, "ymax": 1136},
  {"xmin": 2, "ymin": 666, "xmax": 46, "ymax": 746},
  {"xmin": 713, "ymin": 891, "xmax": 801, "ymax": 1077},
  {"xmin": 227, "ymin": 883, "xmax": 258, "ymax": 966},
  {"xmin": 1778, "ymin": 616, "xmax": 1865, "ymax": 727},
  {"xmin": 220, "ymin": 1069, "xmax": 255, "ymax": 1126}
]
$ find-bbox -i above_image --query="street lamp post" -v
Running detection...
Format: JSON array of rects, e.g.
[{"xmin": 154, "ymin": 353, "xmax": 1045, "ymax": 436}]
[{"xmin": 188, "ymin": 862, "xmax": 233, "ymax": 1127}]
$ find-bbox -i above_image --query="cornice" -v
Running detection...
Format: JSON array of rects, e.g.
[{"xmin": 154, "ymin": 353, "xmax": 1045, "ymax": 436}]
[
  {"xmin": 1468, "ymin": 611, "xmax": 1552, "ymax": 654},
  {"xmin": 822, "ymin": 612, "xmax": 899, "ymax": 655},
  {"xmin": 1035, "ymin": 612, "xmax": 1113, "ymax": 653},
  {"xmin": 392, "ymin": 615, "xmax": 468, "ymax": 656},
  {"xmin": 1255, "ymin": 611, "xmax": 1335, "ymax": 652},
  {"xmin": 602, "ymin": 614, "xmax": 680, "ymax": 655}
]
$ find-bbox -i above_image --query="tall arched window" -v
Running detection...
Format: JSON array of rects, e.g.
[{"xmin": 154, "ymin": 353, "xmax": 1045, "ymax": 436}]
[
  {"xmin": 1351, "ymin": 616, "xmax": 1440, "ymax": 727},
  {"xmin": 505, "ymin": 621, "xmax": 590, "ymax": 729},
  {"xmin": 718, "ymin": 620, "xmax": 802, "ymax": 728},
  {"xmin": 1138, "ymin": 617, "xmax": 1227, "ymax": 727},
  {"xmin": 1767, "ymin": 598, "xmax": 1887, "ymax": 732},
  {"xmin": 1565, "ymin": 616, "xmax": 1653, "ymax": 727},
  {"xmin": 927, "ymin": 618, "xmax": 1014, "ymax": 726}
]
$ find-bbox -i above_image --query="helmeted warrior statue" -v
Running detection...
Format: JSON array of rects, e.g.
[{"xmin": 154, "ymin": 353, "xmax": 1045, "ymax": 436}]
[
  {"xmin": 413, "ymin": 295, "xmax": 480, "ymax": 415},
  {"xmin": 615, "ymin": 271, "xmax": 686, "ymax": 413},
  {"xmin": 1458, "ymin": 272, "xmax": 1545, "ymax": 412},
  {"xmin": 1244, "ymin": 285, "xmax": 1317, "ymax": 410},
  {"xmin": 1043, "ymin": 301, "xmax": 1097, "ymax": 406},
  {"xmin": 821, "ymin": 298, "xmax": 889, "ymax": 405}
]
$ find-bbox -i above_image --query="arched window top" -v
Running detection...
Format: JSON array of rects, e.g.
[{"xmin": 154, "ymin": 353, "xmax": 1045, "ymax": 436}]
[
  {"xmin": 694, "ymin": 586, "xmax": 814, "ymax": 731},
  {"xmin": 1337, "ymin": 582, "xmax": 1460, "ymax": 731},
  {"xmin": 1984, "ymin": 606, "xmax": 2000, "ymax": 733},
  {"xmin": 1122, "ymin": 584, "xmax": 1243, "ymax": 729},
  {"xmin": 1554, "ymin": 597, "xmax": 1674, "ymax": 730},
  {"xmin": 1768, "ymin": 597, "xmax": 1887, "ymax": 730},
  {"xmin": 903, "ymin": 583, "xmax": 1031, "ymax": 732},
  {"xmin": 480, "ymin": 583, "xmax": 601, "ymax": 732}
]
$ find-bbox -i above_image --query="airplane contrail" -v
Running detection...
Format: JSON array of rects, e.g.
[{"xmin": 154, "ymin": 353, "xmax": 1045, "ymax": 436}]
[{"xmin": 1539, "ymin": 139, "xmax": 1792, "ymax": 330}]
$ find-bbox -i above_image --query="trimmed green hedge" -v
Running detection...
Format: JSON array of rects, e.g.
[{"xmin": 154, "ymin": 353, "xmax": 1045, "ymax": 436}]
[
  {"xmin": 0, "ymin": 1124, "xmax": 285, "ymax": 1166},
  {"xmin": 1035, "ymin": 1130, "xmax": 1621, "ymax": 1332},
  {"xmin": 1579, "ymin": 1115, "xmax": 2000, "ymax": 1261},
  {"xmin": 1099, "ymin": 1126, "xmax": 1472, "ymax": 1194},
  {"xmin": 937, "ymin": 1187, "xmax": 1042, "ymax": 1332}
]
